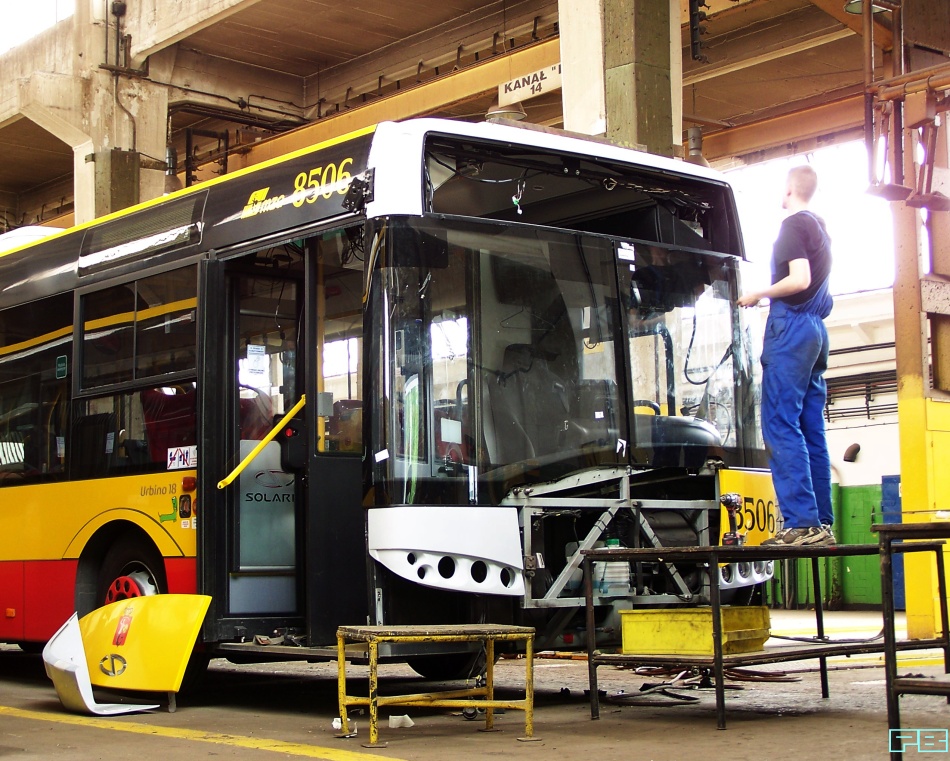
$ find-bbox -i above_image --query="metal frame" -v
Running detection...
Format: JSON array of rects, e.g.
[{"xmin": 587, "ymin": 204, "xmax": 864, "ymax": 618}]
[
  {"xmin": 507, "ymin": 467, "xmax": 716, "ymax": 612},
  {"xmin": 336, "ymin": 624, "xmax": 537, "ymax": 747},
  {"xmin": 873, "ymin": 522, "xmax": 950, "ymax": 761},
  {"xmin": 582, "ymin": 541, "xmax": 949, "ymax": 730}
]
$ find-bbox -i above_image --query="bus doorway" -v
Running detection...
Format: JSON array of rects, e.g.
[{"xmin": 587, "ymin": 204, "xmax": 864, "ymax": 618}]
[
  {"xmin": 204, "ymin": 229, "xmax": 368, "ymax": 648},
  {"xmin": 223, "ymin": 258, "xmax": 305, "ymax": 636}
]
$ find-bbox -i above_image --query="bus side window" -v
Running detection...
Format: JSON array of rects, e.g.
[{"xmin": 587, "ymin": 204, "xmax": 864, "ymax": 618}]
[
  {"xmin": 141, "ymin": 388, "xmax": 197, "ymax": 465},
  {"xmin": 71, "ymin": 412, "xmax": 118, "ymax": 478},
  {"xmin": 0, "ymin": 292, "xmax": 73, "ymax": 485}
]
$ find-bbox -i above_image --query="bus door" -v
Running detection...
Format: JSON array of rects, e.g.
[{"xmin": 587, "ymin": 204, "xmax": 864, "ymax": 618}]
[
  {"xmin": 218, "ymin": 256, "xmax": 305, "ymax": 636},
  {"xmin": 207, "ymin": 229, "xmax": 368, "ymax": 646}
]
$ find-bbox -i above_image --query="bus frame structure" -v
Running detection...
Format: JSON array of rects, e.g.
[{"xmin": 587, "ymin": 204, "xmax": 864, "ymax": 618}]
[{"xmin": 0, "ymin": 118, "xmax": 776, "ymax": 673}]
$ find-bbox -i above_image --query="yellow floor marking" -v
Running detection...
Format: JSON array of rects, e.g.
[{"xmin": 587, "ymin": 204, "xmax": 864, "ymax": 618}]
[{"xmin": 0, "ymin": 705, "xmax": 403, "ymax": 761}]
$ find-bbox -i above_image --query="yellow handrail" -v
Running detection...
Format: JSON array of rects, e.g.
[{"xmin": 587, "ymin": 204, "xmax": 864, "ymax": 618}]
[{"xmin": 216, "ymin": 394, "xmax": 307, "ymax": 489}]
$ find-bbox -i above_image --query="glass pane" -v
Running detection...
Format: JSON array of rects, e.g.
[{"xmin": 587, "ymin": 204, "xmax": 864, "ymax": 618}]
[
  {"xmin": 70, "ymin": 383, "xmax": 195, "ymax": 479},
  {"xmin": 622, "ymin": 243, "xmax": 739, "ymax": 462},
  {"xmin": 0, "ymin": 293, "xmax": 72, "ymax": 484},
  {"xmin": 135, "ymin": 267, "xmax": 197, "ymax": 378},
  {"xmin": 318, "ymin": 228, "xmax": 364, "ymax": 454},
  {"xmin": 82, "ymin": 266, "xmax": 197, "ymax": 389},
  {"xmin": 82, "ymin": 283, "xmax": 136, "ymax": 388},
  {"xmin": 369, "ymin": 218, "xmax": 627, "ymax": 504},
  {"xmin": 236, "ymin": 273, "xmax": 297, "ymax": 572}
]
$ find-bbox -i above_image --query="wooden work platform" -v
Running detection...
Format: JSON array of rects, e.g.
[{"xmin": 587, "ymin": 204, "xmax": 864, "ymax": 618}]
[
  {"xmin": 336, "ymin": 623, "xmax": 537, "ymax": 747},
  {"xmin": 582, "ymin": 541, "xmax": 950, "ymax": 730}
]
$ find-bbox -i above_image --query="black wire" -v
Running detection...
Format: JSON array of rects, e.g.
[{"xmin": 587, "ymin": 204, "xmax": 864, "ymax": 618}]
[{"xmin": 683, "ymin": 310, "xmax": 733, "ymax": 386}]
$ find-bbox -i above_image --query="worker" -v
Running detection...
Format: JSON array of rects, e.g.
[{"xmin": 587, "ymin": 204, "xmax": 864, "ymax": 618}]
[{"xmin": 738, "ymin": 165, "xmax": 835, "ymax": 546}]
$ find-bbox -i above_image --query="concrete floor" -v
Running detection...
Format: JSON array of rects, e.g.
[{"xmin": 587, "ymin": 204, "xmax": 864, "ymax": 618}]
[{"xmin": 1, "ymin": 610, "xmax": 947, "ymax": 761}]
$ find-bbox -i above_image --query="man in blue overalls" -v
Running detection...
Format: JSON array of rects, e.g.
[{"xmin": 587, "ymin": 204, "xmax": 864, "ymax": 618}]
[{"xmin": 739, "ymin": 165, "xmax": 835, "ymax": 546}]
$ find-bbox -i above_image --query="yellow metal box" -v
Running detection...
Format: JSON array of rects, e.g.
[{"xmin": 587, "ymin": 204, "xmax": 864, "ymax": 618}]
[{"xmin": 619, "ymin": 606, "xmax": 771, "ymax": 656}]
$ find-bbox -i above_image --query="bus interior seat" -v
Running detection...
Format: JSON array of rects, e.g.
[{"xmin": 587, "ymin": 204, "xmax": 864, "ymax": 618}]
[
  {"xmin": 481, "ymin": 344, "xmax": 572, "ymax": 465},
  {"xmin": 239, "ymin": 395, "xmax": 272, "ymax": 440},
  {"xmin": 141, "ymin": 389, "xmax": 197, "ymax": 463},
  {"xmin": 71, "ymin": 413, "xmax": 118, "ymax": 477},
  {"xmin": 565, "ymin": 379, "xmax": 618, "ymax": 449},
  {"xmin": 327, "ymin": 399, "xmax": 362, "ymax": 452}
]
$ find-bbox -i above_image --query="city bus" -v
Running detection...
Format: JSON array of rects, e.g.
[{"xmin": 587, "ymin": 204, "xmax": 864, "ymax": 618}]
[{"xmin": 0, "ymin": 118, "xmax": 776, "ymax": 676}]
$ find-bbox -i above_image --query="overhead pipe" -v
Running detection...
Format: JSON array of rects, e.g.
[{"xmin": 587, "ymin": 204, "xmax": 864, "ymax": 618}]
[
  {"xmin": 891, "ymin": 1, "xmax": 904, "ymax": 187},
  {"xmin": 863, "ymin": 0, "xmax": 875, "ymax": 183}
]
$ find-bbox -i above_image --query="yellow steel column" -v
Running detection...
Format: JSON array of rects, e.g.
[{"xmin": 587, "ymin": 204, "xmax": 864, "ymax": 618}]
[{"xmin": 894, "ymin": 123, "xmax": 950, "ymax": 640}]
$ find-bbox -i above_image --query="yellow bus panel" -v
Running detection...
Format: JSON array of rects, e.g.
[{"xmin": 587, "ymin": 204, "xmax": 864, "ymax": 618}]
[
  {"xmin": 717, "ymin": 468, "xmax": 778, "ymax": 546},
  {"xmin": 0, "ymin": 472, "xmax": 197, "ymax": 561}
]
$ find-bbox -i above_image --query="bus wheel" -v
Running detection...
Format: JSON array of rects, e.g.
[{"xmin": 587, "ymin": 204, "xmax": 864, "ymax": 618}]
[
  {"xmin": 720, "ymin": 583, "xmax": 757, "ymax": 606},
  {"xmin": 407, "ymin": 649, "xmax": 488, "ymax": 681},
  {"xmin": 97, "ymin": 537, "xmax": 166, "ymax": 607}
]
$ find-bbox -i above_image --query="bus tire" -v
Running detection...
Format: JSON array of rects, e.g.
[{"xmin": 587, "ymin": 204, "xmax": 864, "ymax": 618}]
[
  {"xmin": 96, "ymin": 536, "xmax": 167, "ymax": 607},
  {"xmin": 720, "ymin": 583, "xmax": 757, "ymax": 606},
  {"xmin": 407, "ymin": 648, "xmax": 488, "ymax": 681}
]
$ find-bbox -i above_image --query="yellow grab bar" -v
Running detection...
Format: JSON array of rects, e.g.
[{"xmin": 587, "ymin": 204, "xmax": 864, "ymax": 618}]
[{"xmin": 217, "ymin": 394, "xmax": 307, "ymax": 489}]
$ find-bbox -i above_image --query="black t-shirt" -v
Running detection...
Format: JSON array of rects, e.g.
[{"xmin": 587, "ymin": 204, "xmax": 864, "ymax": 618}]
[{"xmin": 771, "ymin": 210, "xmax": 832, "ymax": 306}]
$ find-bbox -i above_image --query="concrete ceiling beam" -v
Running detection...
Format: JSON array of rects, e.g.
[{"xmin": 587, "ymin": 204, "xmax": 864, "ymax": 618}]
[
  {"xmin": 702, "ymin": 93, "xmax": 864, "ymax": 160},
  {"xmin": 127, "ymin": 0, "xmax": 264, "ymax": 69},
  {"xmin": 683, "ymin": 2, "xmax": 853, "ymax": 84},
  {"xmin": 806, "ymin": 0, "xmax": 894, "ymax": 50},
  {"xmin": 225, "ymin": 39, "xmax": 560, "ymax": 172}
]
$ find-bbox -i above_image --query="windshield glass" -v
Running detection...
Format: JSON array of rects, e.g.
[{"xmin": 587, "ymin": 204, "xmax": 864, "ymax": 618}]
[{"xmin": 367, "ymin": 217, "xmax": 757, "ymax": 506}]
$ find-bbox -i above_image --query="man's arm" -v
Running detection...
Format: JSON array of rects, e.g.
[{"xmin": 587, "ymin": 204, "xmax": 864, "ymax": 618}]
[{"xmin": 738, "ymin": 258, "xmax": 811, "ymax": 308}]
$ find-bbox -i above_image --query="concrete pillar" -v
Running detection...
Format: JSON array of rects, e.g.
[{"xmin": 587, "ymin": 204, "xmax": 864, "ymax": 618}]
[
  {"xmin": 559, "ymin": 0, "xmax": 674, "ymax": 155},
  {"xmin": 560, "ymin": 0, "xmax": 607, "ymax": 136},
  {"xmin": 18, "ymin": 73, "xmax": 97, "ymax": 224},
  {"xmin": 8, "ymin": 3, "xmax": 171, "ymax": 223},
  {"xmin": 92, "ymin": 149, "xmax": 141, "ymax": 217}
]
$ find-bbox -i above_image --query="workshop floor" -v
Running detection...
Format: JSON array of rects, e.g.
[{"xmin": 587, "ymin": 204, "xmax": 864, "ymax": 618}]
[{"xmin": 1, "ymin": 610, "xmax": 946, "ymax": 761}]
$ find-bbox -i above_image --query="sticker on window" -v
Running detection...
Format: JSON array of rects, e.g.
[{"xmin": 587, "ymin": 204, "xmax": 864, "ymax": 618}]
[{"xmin": 167, "ymin": 445, "xmax": 198, "ymax": 470}]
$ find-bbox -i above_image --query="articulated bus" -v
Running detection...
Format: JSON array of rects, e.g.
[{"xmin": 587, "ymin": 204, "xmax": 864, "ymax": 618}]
[{"xmin": 0, "ymin": 118, "xmax": 776, "ymax": 676}]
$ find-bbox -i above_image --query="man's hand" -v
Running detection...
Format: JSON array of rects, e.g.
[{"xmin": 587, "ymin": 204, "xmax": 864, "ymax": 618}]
[
  {"xmin": 737, "ymin": 259, "xmax": 811, "ymax": 309},
  {"xmin": 738, "ymin": 293, "xmax": 763, "ymax": 308}
]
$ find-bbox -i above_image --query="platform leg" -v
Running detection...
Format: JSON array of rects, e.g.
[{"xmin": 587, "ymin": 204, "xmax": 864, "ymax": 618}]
[
  {"xmin": 584, "ymin": 558, "xmax": 600, "ymax": 720},
  {"xmin": 935, "ymin": 548, "xmax": 950, "ymax": 702},
  {"xmin": 485, "ymin": 637, "xmax": 495, "ymax": 731},
  {"xmin": 880, "ymin": 538, "xmax": 902, "ymax": 761},
  {"xmin": 336, "ymin": 631, "xmax": 349, "ymax": 735},
  {"xmin": 363, "ymin": 640, "xmax": 385, "ymax": 748},
  {"xmin": 709, "ymin": 553, "xmax": 727, "ymax": 730},
  {"xmin": 811, "ymin": 556, "xmax": 830, "ymax": 699},
  {"xmin": 519, "ymin": 633, "xmax": 539, "ymax": 741}
]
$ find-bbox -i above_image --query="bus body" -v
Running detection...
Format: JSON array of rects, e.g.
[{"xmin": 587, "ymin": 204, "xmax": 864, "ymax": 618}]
[{"xmin": 0, "ymin": 119, "xmax": 775, "ymax": 668}]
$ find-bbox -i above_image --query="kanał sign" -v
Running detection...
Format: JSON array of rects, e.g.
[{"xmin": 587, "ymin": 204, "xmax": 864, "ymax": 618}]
[{"xmin": 498, "ymin": 63, "xmax": 562, "ymax": 106}]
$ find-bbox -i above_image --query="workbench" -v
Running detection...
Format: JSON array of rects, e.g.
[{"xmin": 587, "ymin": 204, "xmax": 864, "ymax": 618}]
[
  {"xmin": 582, "ymin": 542, "xmax": 949, "ymax": 729},
  {"xmin": 336, "ymin": 623, "xmax": 537, "ymax": 747},
  {"xmin": 872, "ymin": 522, "xmax": 950, "ymax": 761}
]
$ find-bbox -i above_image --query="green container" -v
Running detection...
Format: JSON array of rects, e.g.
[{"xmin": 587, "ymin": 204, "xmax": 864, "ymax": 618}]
[{"xmin": 763, "ymin": 484, "xmax": 882, "ymax": 608}]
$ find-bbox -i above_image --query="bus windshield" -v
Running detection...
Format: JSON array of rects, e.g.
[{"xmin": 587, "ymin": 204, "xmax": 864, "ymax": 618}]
[{"xmin": 367, "ymin": 216, "xmax": 758, "ymax": 505}]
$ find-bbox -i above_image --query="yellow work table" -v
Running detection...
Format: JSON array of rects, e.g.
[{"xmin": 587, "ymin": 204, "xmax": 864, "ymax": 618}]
[{"xmin": 336, "ymin": 623, "xmax": 538, "ymax": 747}]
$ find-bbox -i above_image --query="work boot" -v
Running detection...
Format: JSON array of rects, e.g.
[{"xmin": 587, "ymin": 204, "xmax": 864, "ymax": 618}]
[{"xmin": 762, "ymin": 526, "xmax": 835, "ymax": 546}]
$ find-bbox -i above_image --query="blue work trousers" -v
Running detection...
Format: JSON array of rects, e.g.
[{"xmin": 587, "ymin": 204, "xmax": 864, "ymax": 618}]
[{"xmin": 761, "ymin": 301, "xmax": 833, "ymax": 529}]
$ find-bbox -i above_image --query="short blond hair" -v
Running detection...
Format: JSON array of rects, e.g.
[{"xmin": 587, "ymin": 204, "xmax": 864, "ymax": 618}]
[{"xmin": 787, "ymin": 165, "xmax": 818, "ymax": 202}]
